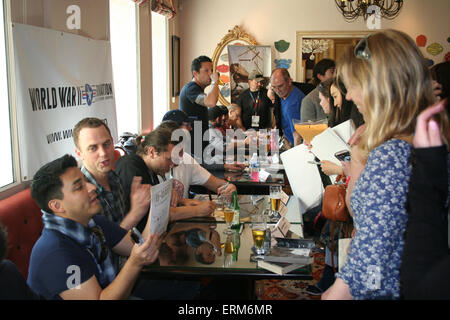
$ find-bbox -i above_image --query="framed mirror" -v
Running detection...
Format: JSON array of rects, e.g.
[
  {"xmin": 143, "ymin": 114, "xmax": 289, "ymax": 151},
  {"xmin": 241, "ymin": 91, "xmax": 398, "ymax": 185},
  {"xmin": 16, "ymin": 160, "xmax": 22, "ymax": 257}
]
[
  {"xmin": 295, "ymin": 31, "xmax": 371, "ymax": 82},
  {"xmin": 211, "ymin": 25, "xmax": 257, "ymax": 106}
]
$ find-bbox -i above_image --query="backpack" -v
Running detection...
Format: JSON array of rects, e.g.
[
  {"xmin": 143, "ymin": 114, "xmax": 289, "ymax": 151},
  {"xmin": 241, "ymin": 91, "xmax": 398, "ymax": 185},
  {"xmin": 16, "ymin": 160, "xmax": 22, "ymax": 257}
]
[{"xmin": 115, "ymin": 132, "xmax": 138, "ymax": 155}]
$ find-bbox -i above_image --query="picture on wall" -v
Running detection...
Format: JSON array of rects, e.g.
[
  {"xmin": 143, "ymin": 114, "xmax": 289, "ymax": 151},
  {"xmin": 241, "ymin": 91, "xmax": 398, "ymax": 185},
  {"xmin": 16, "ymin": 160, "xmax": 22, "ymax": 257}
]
[{"xmin": 227, "ymin": 45, "xmax": 272, "ymax": 103}]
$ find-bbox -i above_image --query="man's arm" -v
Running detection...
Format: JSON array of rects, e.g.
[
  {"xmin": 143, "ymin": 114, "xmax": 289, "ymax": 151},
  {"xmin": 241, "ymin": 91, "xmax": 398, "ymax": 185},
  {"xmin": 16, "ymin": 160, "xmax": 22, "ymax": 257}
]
[
  {"xmin": 169, "ymin": 201, "xmax": 216, "ymax": 222},
  {"xmin": 120, "ymin": 176, "xmax": 151, "ymax": 230},
  {"xmin": 202, "ymin": 174, "xmax": 236, "ymax": 195},
  {"xmin": 60, "ymin": 233, "xmax": 160, "ymax": 300},
  {"xmin": 203, "ymin": 72, "xmax": 220, "ymax": 108}
]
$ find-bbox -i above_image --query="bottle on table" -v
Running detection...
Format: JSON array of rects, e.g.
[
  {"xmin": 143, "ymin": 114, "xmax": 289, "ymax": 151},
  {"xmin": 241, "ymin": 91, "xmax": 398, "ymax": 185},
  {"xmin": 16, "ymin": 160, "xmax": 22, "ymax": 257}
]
[{"xmin": 249, "ymin": 153, "xmax": 260, "ymax": 182}]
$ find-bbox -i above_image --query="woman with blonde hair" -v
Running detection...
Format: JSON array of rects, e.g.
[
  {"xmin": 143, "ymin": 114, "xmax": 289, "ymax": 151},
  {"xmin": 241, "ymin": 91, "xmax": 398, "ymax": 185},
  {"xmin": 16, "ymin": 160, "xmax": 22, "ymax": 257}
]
[{"xmin": 322, "ymin": 29, "xmax": 449, "ymax": 300}]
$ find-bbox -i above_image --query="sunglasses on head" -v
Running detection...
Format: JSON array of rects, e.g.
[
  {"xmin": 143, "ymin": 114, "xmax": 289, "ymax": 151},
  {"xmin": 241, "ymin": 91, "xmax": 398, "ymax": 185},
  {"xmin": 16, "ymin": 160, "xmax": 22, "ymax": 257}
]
[{"xmin": 354, "ymin": 34, "xmax": 372, "ymax": 60}]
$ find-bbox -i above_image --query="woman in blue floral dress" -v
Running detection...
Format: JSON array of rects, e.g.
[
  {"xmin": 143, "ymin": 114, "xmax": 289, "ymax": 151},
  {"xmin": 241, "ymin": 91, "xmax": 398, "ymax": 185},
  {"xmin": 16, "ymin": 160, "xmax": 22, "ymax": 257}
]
[{"xmin": 322, "ymin": 29, "xmax": 449, "ymax": 300}]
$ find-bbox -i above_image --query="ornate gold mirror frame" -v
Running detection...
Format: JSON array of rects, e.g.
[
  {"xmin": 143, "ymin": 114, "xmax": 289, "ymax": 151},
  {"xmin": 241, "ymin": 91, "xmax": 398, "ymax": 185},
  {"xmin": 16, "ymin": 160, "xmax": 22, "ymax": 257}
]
[{"xmin": 211, "ymin": 25, "xmax": 257, "ymax": 106}]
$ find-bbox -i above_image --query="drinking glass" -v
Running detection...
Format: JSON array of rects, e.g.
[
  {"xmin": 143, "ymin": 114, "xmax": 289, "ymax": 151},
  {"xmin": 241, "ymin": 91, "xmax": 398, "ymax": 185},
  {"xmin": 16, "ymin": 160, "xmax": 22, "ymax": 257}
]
[
  {"xmin": 251, "ymin": 214, "xmax": 267, "ymax": 257},
  {"xmin": 269, "ymin": 185, "xmax": 282, "ymax": 222},
  {"xmin": 221, "ymin": 194, "xmax": 234, "ymax": 234},
  {"xmin": 292, "ymin": 118, "xmax": 328, "ymax": 145}
]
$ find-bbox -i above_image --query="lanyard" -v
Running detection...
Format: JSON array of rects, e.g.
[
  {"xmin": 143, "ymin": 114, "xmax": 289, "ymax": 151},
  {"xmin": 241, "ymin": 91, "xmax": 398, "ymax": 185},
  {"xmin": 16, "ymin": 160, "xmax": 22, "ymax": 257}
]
[{"xmin": 249, "ymin": 90, "xmax": 260, "ymax": 114}]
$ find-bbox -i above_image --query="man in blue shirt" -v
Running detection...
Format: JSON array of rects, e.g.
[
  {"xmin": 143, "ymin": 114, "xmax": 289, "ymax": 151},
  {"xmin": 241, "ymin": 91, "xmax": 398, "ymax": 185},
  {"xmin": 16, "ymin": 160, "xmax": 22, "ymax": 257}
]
[
  {"xmin": 269, "ymin": 68, "xmax": 305, "ymax": 147},
  {"xmin": 27, "ymin": 154, "xmax": 161, "ymax": 300}
]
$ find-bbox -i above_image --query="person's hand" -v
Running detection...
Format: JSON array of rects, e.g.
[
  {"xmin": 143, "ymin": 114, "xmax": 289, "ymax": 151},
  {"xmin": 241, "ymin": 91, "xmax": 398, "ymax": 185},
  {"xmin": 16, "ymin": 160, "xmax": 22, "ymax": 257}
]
[
  {"xmin": 224, "ymin": 163, "xmax": 245, "ymax": 172},
  {"xmin": 129, "ymin": 176, "xmax": 151, "ymax": 218},
  {"xmin": 210, "ymin": 71, "xmax": 219, "ymax": 83},
  {"xmin": 293, "ymin": 131, "xmax": 302, "ymax": 147},
  {"xmin": 432, "ymin": 80, "xmax": 443, "ymax": 102},
  {"xmin": 217, "ymin": 183, "xmax": 236, "ymax": 195},
  {"xmin": 129, "ymin": 232, "xmax": 161, "ymax": 267},
  {"xmin": 320, "ymin": 160, "xmax": 344, "ymax": 176},
  {"xmin": 413, "ymin": 100, "xmax": 445, "ymax": 148},
  {"xmin": 196, "ymin": 201, "xmax": 216, "ymax": 217},
  {"xmin": 340, "ymin": 160, "xmax": 351, "ymax": 177}
]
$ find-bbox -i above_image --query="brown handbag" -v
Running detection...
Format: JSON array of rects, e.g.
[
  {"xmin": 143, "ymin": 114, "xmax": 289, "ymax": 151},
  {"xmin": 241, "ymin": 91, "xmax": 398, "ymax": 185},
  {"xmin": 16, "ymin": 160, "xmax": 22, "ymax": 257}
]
[
  {"xmin": 322, "ymin": 176, "xmax": 348, "ymax": 222},
  {"xmin": 321, "ymin": 175, "xmax": 350, "ymax": 271}
]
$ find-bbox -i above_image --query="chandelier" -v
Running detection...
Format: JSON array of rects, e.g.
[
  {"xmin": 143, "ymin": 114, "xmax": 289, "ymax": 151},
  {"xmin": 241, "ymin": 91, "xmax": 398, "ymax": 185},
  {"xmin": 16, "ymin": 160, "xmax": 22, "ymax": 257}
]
[{"xmin": 335, "ymin": 0, "xmax": 403, "ymax": 21}]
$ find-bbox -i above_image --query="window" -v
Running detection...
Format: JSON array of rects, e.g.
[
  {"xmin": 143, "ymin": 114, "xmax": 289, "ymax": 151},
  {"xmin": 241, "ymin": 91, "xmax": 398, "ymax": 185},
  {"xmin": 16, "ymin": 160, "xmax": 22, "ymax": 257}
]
[
  {"xmin": 109, "ymin": 0, "xmax": 139, "ymax": 135},
  {"xmin": 151, "ymin": 11, "xmax": 169, "ymax": 128},
  {"xmin": 0, "ymin": 0, "xmax": 14, "ymax": 189}
]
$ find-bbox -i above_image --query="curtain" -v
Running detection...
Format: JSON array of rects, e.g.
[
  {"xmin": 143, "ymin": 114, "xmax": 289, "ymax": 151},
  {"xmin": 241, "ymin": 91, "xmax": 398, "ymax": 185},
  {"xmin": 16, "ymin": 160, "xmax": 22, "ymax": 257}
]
[{"xmin": 132, "ymin": 0, "xmax": 176, "ymax": 20}]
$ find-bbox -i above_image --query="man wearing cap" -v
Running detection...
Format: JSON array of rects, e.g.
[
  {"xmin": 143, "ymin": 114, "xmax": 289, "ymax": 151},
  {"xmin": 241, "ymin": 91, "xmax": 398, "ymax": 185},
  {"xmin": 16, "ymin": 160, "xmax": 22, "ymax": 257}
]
[{"xmin": 235, "ymin": 70, "xmax": 274, "ymax": 130}]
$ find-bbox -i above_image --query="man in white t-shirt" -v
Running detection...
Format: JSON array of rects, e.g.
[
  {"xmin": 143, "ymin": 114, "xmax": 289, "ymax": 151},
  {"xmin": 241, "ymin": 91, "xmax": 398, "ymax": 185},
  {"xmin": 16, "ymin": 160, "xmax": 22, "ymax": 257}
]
[{"xmin": 160, "ymin": 110, "xmax": 243, "ymax": 198}]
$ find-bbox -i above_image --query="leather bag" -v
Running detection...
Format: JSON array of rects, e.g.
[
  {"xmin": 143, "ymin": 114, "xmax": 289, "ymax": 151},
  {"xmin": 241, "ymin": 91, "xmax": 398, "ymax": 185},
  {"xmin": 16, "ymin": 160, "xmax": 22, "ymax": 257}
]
[{"xmin": 322, "ymin": 176, "xmax": 348, "ymax": 222}]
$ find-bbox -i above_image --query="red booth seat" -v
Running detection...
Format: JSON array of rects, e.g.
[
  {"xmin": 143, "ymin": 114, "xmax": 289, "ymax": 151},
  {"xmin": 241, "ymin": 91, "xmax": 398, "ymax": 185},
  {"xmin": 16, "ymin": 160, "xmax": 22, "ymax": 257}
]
[{"xmin": 0, "ymin": 188, "xmax": 43, "ymax": 280}]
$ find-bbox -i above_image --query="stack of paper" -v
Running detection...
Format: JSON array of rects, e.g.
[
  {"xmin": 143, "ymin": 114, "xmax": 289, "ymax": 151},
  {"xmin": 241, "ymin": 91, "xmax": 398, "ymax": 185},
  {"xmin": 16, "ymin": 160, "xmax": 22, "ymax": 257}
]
[{"xmin": 310, "ymin": 120, "xmax": 355, "ymax": 166}]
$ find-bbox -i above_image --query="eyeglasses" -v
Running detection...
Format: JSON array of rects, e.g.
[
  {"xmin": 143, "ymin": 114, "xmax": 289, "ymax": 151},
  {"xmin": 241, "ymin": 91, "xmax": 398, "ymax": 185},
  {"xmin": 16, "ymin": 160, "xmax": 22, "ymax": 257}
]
[{"xmin": 354, "ymin": 34, "xmax": 372, "ymax": 60}]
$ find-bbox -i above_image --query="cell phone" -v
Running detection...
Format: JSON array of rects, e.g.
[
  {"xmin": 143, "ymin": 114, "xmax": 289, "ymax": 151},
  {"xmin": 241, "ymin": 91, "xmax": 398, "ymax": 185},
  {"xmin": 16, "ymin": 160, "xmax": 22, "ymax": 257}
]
[
  {"xmin": 130, "ymin": 227, "xmax": 144, "ymax": 245},
  {"xmin": 334, "ymin": 150, "xmax": 351, "ymax": 162}
]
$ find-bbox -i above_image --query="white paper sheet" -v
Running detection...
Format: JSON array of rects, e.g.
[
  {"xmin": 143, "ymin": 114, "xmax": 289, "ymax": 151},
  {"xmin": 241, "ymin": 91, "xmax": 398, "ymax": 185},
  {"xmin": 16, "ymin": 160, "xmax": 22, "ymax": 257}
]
[
  {"xmin": 280, "ymin": 144, "xmax": 324, "ymax": 213},
  {"xmin": 150, "ymin": 179, "xmax": 172, "ymax": 235}
]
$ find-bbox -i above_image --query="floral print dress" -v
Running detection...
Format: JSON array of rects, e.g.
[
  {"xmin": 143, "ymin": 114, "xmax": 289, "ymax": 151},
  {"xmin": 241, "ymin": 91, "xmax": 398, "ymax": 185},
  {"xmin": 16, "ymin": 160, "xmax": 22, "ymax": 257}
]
[{"xmin": 337, "ymin": 139, "xmax": 411, "ymax": 299}]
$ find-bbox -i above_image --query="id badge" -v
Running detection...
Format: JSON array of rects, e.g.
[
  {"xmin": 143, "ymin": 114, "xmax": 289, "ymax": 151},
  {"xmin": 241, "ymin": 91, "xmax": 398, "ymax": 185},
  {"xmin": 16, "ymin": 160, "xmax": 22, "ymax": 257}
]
[{"xmin": 251, "ymin": 115, "xmax": 260, "ymax": 127}]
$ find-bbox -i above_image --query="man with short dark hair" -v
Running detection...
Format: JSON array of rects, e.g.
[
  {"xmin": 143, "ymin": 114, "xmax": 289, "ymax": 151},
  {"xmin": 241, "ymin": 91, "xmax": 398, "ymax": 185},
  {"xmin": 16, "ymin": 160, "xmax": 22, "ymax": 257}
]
[
  {"xmin": 27, "ymin": 154, "xmax": 161, "ymax": 300},
  {"xmin": 236, "ymin": 70, "xmax": 274, "ymax": 130},
  {"xmin": 179, "ymin": 55, "xmax": 220, "ymax": 163},
  {"xmin": 73, "ymin": 117, "xmax": 150, "ymax": 232},
  {"xmin": 301, "ymin": 59, "xmax": 336, "ymax": 122}
]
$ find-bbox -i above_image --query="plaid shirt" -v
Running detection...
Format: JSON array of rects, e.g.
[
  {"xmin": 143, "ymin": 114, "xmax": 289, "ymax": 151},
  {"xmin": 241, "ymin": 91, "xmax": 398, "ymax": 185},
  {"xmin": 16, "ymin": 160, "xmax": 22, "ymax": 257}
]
[{"xmin": 81, "ymin": 166, "xmax": 126, "ymax": 225}]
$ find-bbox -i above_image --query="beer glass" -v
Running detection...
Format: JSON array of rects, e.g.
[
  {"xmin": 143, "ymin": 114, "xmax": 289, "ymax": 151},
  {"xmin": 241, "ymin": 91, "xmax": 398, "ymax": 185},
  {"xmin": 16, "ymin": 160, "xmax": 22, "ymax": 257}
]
[
  {"xmin": 269, "ymin": 185, "xmax": 282, "ymax": 222},
  {"xmin": 251, "ymin": 214, "xmax": 267, "ymax": 256},
  {"xmin": 221, "ymin": 194, "xmax": 234, "ymax": 234}
]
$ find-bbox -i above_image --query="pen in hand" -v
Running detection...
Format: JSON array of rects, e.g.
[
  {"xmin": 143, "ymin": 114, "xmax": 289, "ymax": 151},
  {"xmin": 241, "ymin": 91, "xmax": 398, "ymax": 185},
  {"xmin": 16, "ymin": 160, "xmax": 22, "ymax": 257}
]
[{"xmin": 218, "ymin": 182, "xmax": 229, "ymax": 194}]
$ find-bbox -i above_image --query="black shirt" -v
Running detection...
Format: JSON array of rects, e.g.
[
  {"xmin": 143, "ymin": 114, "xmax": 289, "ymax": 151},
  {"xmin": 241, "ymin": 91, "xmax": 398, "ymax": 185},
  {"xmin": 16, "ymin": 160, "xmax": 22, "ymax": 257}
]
[
  {"xmin": 236, "ymin": 88, "xmax": 273, "ymax": 130},
  {"xmin": 180, "ymin": 81, "xmax": 209, "ymax": 160},
  {"xmin": 401, "ymin": 146, "xmax": 450, "ymax": 299},
  {"xmin": 114, "ymin": 154, "xmax": 159, "ymax": 232},
  {"xmin": 0, "ymin": 260, "xmax": 42, "ymax": 300}
]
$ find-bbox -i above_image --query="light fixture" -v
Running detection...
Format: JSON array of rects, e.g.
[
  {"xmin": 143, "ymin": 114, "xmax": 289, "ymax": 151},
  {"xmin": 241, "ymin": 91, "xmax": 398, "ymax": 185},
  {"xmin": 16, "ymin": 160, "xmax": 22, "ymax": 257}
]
[{"xmin": 335, "ymin": 0, "xmax": 403, "ymax": 21}]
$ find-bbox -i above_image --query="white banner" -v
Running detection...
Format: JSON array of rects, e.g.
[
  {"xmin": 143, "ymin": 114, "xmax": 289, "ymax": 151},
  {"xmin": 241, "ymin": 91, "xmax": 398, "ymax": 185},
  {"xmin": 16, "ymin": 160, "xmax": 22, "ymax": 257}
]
[{"xmin": 12, "ymin": 23, "xmax": 117, "ymax": 180}]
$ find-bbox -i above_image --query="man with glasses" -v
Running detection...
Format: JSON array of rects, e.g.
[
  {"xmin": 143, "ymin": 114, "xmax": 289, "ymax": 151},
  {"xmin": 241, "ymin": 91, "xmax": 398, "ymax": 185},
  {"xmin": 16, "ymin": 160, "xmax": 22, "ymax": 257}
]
[
  {"xmin": 27, "ymin": 154, "xmax": 161, "ymax": 300},
  {"xmin": 269, "ymin": 68, "xmax": 306, "ymax": 148}
]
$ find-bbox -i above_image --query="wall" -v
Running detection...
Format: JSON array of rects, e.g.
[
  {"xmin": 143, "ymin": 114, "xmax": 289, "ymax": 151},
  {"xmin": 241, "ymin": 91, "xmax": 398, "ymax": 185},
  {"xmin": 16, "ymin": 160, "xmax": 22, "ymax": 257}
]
[
  {"xmin": 10, "ymin": 0, "xmax": 109, "ymax": 40},
  {"xmin": 177, "ymin": 0, "xmax": 450, "ymax": 84}
]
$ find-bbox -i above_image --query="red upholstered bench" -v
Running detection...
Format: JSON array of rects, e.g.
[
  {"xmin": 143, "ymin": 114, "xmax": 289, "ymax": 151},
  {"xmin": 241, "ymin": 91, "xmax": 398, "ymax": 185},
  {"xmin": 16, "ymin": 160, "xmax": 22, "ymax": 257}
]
[{"xmin": 0, "ymin": 188, "xmax": 43, "ymax": 280}]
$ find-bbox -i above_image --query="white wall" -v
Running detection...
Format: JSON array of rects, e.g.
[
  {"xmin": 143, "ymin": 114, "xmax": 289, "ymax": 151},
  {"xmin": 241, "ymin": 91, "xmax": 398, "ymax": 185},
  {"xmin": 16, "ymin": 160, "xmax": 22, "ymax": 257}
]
[{"xmin": 178, "ymin": 0, "xmax": 450, "ymax": 83}]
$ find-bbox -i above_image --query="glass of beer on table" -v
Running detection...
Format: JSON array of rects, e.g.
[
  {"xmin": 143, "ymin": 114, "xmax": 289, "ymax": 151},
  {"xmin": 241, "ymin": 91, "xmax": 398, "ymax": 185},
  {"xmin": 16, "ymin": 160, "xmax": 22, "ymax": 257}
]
[
  {"xmin": 251, "ymin": 214, "xmax": 267, "ymax": 257},
  {"xmin": 269, "ymin": 185, "xmax": 282, "ymax": 222},
  {"xmin": 220, "ymin": 194, "xmax": 234, "ymax": 234}
]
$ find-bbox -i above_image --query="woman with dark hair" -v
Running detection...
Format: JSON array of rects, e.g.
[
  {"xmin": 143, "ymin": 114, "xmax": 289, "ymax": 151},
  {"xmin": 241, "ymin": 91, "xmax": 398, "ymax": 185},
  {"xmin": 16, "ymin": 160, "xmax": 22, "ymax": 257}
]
[{"xmin": 115, "ymin": 126, "xmax": 217, "ymax": 233}]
